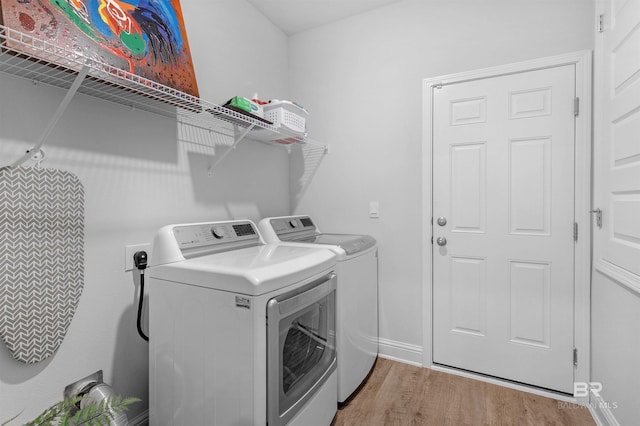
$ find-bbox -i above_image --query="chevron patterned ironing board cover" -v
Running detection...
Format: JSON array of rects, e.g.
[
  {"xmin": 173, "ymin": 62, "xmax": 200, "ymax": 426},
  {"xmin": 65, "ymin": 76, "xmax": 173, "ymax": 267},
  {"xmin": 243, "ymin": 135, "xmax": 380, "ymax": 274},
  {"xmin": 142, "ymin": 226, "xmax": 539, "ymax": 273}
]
[{"xmin": 0, "ymin": 167, "xmax": 84, "ymax": 363}]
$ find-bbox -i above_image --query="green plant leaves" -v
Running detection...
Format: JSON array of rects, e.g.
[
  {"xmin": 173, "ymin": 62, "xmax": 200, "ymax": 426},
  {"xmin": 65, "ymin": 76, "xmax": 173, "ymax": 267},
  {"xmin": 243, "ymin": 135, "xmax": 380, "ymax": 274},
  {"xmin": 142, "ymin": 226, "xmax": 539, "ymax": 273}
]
[{"xmin": 14, "ymin": 395, "xmax": 141, "ymax": 426}]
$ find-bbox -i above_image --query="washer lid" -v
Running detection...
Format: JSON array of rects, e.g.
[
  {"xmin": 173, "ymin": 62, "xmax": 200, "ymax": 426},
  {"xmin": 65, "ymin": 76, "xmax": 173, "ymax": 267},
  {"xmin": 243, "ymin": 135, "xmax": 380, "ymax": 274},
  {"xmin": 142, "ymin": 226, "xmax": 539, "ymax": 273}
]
[
  {"xmin": 149, "ymin": 243, "xmax": 336, "ymax": 295},
  {"xmin": 293, "ymin": 234, "xmax": 377, "ymax": 256}
]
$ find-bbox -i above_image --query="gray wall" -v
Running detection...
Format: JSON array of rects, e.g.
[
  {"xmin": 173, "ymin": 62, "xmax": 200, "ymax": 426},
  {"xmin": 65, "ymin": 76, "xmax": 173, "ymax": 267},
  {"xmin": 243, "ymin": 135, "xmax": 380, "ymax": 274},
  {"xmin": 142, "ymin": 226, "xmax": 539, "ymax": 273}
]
[
  {"xmin": 0, "ymin": 1, "xmax": 290, "ymax": 421},
  {"xmin": 288, "ymin": 0, "xmax": 594, "ymax": 360},
  {"xmin": 591, "ymin": 271, "xmax": 640, "ymax": 424},
  {"xmin": 6, "ymin": 1, "xmax": 635, "ymax": 425}
]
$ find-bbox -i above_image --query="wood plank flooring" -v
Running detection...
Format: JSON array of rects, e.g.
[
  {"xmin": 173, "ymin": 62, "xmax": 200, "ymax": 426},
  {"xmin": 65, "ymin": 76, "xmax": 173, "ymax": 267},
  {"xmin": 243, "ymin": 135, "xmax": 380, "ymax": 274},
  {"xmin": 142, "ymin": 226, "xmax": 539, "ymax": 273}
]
[{"xmin": 331, "ymin": 358, "xmax": 595, "ymax": 426}]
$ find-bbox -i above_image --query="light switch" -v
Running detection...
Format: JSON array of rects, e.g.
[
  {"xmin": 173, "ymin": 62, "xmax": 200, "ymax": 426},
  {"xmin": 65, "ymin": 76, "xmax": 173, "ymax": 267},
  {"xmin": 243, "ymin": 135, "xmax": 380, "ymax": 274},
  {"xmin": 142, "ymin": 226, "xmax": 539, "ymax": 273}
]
[{"xmin": 369, "ymin": 201, "xmax": 380, "ymax": 218}]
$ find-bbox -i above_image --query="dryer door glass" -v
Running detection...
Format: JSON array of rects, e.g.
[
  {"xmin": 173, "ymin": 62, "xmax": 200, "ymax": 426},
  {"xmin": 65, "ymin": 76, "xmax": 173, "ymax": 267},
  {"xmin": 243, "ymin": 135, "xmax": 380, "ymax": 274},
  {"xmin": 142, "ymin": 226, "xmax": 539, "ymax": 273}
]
[
  {"xmin": 267, "ymin": 273, "xmax": 336, "ymax": 426},
  {"xmin": 281, "ymin": 302, "xmax": 330, "ymax": 394}
]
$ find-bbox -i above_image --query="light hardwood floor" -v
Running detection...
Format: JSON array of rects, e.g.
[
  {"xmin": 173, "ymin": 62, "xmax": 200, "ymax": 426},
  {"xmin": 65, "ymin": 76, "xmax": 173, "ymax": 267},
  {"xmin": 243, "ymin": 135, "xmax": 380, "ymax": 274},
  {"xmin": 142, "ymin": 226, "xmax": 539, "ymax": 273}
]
[{"xmin": 331, "ymin": 358, "xmax": 595, "ymax": 425}]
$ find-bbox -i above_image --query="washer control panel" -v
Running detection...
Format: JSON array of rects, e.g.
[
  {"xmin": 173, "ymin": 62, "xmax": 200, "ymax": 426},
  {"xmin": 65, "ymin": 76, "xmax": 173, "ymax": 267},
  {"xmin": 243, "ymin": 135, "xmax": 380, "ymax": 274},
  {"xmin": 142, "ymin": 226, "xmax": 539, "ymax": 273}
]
[{"xmin": 270, "ymin": 216, "xmax": 317, "ymax": 237}]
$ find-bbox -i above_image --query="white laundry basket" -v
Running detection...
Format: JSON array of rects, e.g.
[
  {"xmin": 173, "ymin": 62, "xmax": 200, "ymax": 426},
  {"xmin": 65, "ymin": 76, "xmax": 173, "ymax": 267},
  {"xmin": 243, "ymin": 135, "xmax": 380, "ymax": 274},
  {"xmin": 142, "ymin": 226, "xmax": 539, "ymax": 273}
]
[{"xmin": 263, "ymin": 100, "xmax": 308, "ymax": 134}]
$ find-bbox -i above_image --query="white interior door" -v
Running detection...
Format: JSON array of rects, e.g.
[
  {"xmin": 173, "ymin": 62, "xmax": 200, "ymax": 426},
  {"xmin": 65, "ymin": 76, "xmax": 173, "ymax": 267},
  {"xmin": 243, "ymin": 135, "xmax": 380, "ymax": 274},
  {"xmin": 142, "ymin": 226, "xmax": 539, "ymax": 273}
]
[
  {"xmin": 593, "ymin": 0, "xmax": 640, "ymax": 284},
  {"xmin": 432, "ymin": 65, "xmax": 577, "ymax": 393}
]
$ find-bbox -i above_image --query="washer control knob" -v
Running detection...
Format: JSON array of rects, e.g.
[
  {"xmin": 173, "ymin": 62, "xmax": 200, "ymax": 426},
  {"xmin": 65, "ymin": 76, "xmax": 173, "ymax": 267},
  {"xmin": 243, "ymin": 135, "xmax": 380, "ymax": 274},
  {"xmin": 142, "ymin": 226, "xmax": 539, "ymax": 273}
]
[
  {"xmin": 211, "ymin": 226, "xmax": 226, "ymax": 239},
  {"xmin": 288, "ymin": 220, "xmax": 298, "ymax": 228}
]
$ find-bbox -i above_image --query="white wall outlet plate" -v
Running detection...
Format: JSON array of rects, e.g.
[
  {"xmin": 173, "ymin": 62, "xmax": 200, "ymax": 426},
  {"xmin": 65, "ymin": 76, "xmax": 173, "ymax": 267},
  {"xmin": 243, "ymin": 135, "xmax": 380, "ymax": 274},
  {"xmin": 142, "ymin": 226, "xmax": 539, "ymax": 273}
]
[
  {"xmin": 369, "ymin": 201, "xmax": 380, "ymax": 218},
  {"xmin": 125, "ymin": 243, "xmax": 151, "ymax": 272}
]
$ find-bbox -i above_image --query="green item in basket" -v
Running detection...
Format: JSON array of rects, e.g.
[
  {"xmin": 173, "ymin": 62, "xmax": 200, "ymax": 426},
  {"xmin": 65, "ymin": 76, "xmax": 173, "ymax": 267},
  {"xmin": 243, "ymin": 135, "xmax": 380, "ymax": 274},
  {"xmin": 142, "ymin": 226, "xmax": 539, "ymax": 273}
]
[{"xmin": 229, "ymin": 96, "xmax": 253, "ymax": 113}]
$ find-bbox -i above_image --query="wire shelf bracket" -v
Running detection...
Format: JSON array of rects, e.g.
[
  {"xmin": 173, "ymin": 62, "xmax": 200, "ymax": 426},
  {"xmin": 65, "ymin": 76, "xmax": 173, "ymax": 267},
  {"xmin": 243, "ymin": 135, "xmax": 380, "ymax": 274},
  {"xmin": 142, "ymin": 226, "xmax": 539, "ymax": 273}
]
[
  {"xmin": 8, "ymin": 64, "xmax": 90, "ymax": 168},
  {"xmin": 206, "ymin": 124, "xmax": 256, "ymax": 175}
]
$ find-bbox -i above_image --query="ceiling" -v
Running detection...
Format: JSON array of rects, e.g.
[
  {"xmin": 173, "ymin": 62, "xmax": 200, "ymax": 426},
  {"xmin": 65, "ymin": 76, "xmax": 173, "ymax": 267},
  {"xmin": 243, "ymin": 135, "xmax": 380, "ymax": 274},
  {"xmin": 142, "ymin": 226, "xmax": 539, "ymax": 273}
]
[{"xmin": 246, "ymin": 0, "xmax": 402, "ymax": 35}]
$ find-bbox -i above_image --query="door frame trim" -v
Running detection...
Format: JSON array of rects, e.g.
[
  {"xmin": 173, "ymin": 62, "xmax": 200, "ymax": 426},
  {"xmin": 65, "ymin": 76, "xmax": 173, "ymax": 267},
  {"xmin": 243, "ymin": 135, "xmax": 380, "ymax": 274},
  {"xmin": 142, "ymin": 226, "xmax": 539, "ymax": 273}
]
[{"xmin": 421, "ymin": 50, "xmax": 592, "ymax": 403}]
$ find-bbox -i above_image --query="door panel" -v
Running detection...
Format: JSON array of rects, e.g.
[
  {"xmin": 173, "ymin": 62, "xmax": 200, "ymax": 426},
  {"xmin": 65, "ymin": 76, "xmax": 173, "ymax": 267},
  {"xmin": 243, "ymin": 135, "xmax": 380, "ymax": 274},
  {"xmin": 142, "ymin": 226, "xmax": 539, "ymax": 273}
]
[
  {"xmin": 433, "ymin": 65, "xmax": 576, "ymax": 394},
  {"xmin": 450, "ymin": 256, "xmax": 486, "ymax": 336},
  {"xmin": 451, "ymin": 143, "xmax": 486, "ymax": 232},
  {"xmin": 509, "ymin": 137, "xmax": 551, "ymax": 235},
  {"xmin": 508, "ymin": 260, "xmax": 550, "ymax": 348}
]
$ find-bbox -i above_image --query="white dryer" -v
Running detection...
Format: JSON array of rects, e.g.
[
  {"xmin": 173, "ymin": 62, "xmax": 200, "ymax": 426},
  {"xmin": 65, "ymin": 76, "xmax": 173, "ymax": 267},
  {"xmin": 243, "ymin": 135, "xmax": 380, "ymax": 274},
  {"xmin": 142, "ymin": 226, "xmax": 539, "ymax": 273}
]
[
  {"xmin": 147, "ymin": 220, "xmax": 338, "ymax": 425},
  {"xmin": 258, "ymin": 215, "xmax": 378, "ymax": 403}
]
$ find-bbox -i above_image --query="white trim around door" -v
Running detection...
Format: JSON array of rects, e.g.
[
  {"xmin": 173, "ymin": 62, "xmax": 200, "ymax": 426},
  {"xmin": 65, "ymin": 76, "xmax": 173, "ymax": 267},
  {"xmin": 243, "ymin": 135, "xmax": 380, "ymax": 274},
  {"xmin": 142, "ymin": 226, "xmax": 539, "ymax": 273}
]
[{"xmin": 421, "ymin": 50, "xmax": 592, "ymax": 405}]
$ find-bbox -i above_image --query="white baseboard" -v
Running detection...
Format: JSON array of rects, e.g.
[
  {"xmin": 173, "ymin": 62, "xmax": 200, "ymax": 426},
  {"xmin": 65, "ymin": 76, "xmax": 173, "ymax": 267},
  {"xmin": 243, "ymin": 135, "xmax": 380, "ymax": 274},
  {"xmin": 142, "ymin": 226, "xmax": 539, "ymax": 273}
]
[
  {"xmin": 377, "ymin": 337, "xmax": 423, "ymax": 366},
  {"xmin": 589, "ymin": 392, "xmax": 620, "ymax": 426},
  {"xmin": 128, "ymin": 409, "xmax": 149, "ymax": 426},
  {"xmin": 430, "ymin": 364, "xmax": 577, "ymax": 403}
]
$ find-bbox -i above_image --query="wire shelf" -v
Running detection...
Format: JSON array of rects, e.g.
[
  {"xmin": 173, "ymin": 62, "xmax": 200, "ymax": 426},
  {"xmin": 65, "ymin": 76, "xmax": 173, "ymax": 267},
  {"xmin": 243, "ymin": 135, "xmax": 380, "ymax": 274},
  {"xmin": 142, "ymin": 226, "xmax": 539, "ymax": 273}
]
[{"xmin": 0, "ymin": 24, "xmax": 327, "ymax": 151}]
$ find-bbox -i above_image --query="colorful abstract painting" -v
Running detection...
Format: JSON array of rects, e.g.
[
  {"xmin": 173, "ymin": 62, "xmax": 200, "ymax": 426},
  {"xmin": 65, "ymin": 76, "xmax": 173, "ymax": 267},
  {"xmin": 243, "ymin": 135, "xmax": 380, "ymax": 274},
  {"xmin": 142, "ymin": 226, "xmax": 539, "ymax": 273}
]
[{"xmin": 0, "ymin": 0, "xmax": 199, "ymax": 97}]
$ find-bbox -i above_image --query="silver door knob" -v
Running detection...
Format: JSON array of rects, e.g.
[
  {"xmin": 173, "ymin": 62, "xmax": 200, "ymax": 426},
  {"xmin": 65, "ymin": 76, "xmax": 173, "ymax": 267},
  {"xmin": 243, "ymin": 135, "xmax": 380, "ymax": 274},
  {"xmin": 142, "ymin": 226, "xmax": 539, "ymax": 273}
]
[
  {"xmin": 437, "ymin": 217, "xmax": 447, "ymax": 226},
  {"xmin": 436, "ymin": 237, "xmax": 447, "ymax": 246}
]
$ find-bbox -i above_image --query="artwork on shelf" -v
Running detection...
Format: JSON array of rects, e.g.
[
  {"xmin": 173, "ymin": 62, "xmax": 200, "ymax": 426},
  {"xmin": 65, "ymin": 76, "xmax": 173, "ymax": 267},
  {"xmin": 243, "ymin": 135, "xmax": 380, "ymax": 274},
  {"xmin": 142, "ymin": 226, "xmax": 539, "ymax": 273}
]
[{"xmin": 0, "ymin": 0, "xmax": 200, "ymax": 98}]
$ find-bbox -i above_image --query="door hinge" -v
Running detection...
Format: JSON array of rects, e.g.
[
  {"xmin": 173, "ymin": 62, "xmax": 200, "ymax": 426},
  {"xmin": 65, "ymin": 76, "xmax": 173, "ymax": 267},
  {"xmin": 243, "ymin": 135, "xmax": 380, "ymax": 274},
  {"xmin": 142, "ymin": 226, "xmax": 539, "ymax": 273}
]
[
  {"xmin": 598, "ymin": 14, "xmax": 605, "ymax": 33},
  {"xmin": 590, "ymin": 208, "xmax": 603, "ymax": 228},
  {"xmin": 431, "ymin": 236, "xmax": 434, "ymax": 245},
  {"xmin": 573, "ymin": 347, "xmax": 578, "ymax": 367},
  {"xmin": 574, "ymin": 97, "xmax": 580, "ymax": 117},
  {"xmin": 573, "ymin": 222, "xmax": 578, "ymax": 242}
]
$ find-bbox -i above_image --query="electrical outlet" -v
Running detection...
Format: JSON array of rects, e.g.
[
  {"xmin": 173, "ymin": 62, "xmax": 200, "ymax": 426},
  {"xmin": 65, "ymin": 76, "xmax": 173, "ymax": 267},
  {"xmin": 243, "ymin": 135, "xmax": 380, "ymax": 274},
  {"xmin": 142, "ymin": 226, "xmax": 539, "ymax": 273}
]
[
  {"xmin": 125, "ymin": 243, "xmax": 151, "ymax": 272},
  {"xmin": 64, "ymin": 370, "xmax": 103, "ymax": 399}
]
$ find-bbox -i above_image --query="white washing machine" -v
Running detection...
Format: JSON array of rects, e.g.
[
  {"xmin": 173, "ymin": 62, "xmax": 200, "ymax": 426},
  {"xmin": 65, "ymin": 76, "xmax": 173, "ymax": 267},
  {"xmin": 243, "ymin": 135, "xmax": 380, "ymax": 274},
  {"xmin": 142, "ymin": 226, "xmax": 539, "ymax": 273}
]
[
  {"xmin": 147, "ymin": 219, "xmax": 338, "ymax": 425},
  {"xmin": 258, "ymin": 215, "xmax": 378, "ymax": 403}
]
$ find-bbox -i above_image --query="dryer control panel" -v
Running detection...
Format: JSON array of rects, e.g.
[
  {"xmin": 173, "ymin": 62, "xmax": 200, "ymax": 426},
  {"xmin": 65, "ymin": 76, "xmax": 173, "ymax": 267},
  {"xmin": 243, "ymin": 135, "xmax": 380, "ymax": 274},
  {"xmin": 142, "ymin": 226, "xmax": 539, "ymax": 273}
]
[
  {"xmin": 174, "ymin": 221, "xmax": 259, "ymax": 250},
  {"xmin": 151, "ymin": 220, "xmax": 261, "ymax": 265}
]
